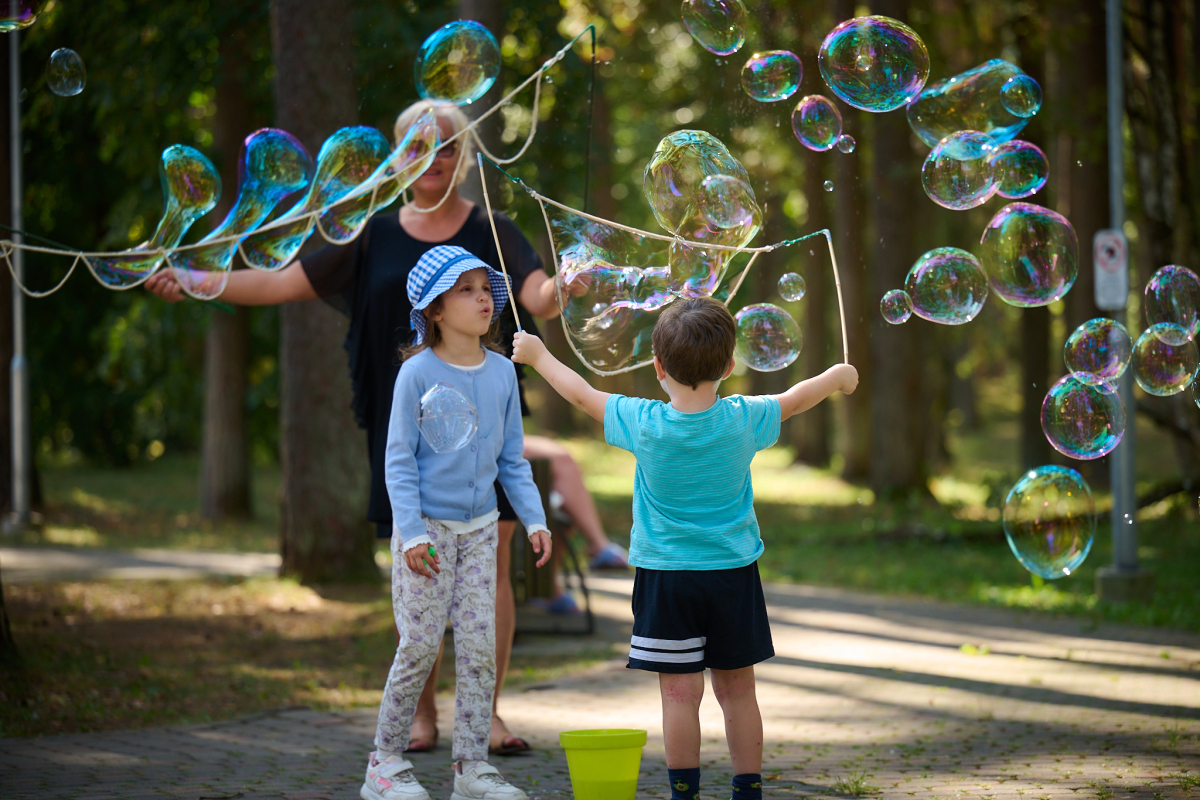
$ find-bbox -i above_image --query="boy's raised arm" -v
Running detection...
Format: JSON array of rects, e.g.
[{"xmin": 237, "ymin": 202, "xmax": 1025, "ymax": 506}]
[
  {"xmin": 774, "ymin": 363, "xmax": 859, "ymax": 421},
  {"xmin": 511, "ymin": 332, "xmax": 611, "ymax": 422}
]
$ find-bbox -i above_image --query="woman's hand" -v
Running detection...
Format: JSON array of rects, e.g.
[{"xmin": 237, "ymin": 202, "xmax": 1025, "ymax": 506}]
[
  {"xmin": 529, "ymin": 529, "xmax": 552, "ymax": 568},
  {"xmin": 144, "ymin": 270, "xmax": 186, "ymax": 303},
  {"xmin": 404, "ymin": 544, "xmax": 441, "ymax": 578}
]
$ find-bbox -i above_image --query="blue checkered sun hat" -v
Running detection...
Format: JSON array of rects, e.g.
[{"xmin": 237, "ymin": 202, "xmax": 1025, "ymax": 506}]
[{"xmin": 408, "ymin": 245, "xmax": 511, "ymax": 344}]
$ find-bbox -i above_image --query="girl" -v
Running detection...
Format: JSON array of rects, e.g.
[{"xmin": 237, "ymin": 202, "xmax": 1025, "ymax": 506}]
[{"xmin": 362, "ymin": 244, "xmax": 551, "ymax": 800}]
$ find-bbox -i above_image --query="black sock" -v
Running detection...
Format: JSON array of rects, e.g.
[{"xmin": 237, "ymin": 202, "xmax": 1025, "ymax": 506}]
[
  {"xmin": 668, "ymin": 767, "xmax": 700, "ymax": 800},
  {"xmin": 731, "ymin": 772, "xmax": 763, "ymax": 800}
]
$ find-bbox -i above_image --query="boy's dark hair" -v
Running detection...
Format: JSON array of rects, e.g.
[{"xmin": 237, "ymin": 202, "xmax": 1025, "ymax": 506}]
[{"xmin": 651, "ymin": 296, "xmax": 737, "ymax": 389}]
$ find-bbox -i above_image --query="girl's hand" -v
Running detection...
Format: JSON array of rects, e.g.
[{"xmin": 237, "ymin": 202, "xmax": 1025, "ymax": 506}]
[
  {"xmin": 834, "ymin": 364, "xmax": 859, "ymax": 395},
  {"xmin": 511, "ymin": 331, "xmax": 548, "ymax": 367},
  {"xmin": 529, "ymin": 529, "xmax": 552, "ymax": 568},
  {"xmin": 404, "ymin": 544, "xmax": 441, "ymax": 578},
  {"xmin": 144, "ymin": 270, "xmax": 186, "ymax": 303}
]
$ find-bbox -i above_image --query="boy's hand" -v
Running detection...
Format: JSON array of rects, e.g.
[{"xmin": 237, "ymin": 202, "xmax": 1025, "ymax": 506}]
[
  {"xmin": 511, "ymin": 331, "xmax": 548, "ymax": 367},
  {"xmin": 529, "ymin": 529, "xmax": 552, "ymax": 568},
  {"xmin": 833, "ymin": 363, "xmax": 859, "ymax": 395},
  {"xmin": 404, "ymin": 545, "xmax": 441, "ymax": 578}
]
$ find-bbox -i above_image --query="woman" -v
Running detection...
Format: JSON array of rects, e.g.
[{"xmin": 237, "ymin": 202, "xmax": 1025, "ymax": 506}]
[{"xmin": 146, "ymin": 100, "xmax": 626, "ymax": 755}]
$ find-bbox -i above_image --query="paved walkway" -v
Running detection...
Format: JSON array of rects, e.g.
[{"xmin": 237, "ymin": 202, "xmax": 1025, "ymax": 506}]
[
  {"xmin": 1, "ymin": 555, "xmax": 1199, "ymax": 799},
  {"xmin": 1, "ymin": 546, "xmax": 282, "ymax": 583}
]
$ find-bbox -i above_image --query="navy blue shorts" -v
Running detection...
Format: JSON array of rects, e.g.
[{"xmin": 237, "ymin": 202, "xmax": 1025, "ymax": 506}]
[{"xmin": 627, "ymin": 562, "xmax": 774, "ymax": 674}]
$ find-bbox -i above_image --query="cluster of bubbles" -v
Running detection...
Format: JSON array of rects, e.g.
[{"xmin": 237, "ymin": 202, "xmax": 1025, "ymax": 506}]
[
  {"xmin": 1002, "ymin": 466, "xmax": 1095, "ymax": 580},
  {"xmin": 417, "ymin": 384, "xmax": 478, "ymax": 454},
  {"xmin": 47, "ymin": 48, "xmax": 86, "ymax": 97},
  {"xmin": 1128, "ymin": 266, "xmax": 1200, "ymax": 398}
]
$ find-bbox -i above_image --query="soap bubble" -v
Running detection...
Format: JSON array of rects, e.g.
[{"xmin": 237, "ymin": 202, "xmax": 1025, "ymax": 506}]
[
  {"xmin": 791, "ymin": 96, "xmax": 843, "ymax": 151},
  {"xmin": 824, "ymin": 180, "xmax": 834, "ymax": 191},
  {"xmin": 1144, "ymin": 265, "xmax": 1200, "ymax": 344},
  {"xmin": 836, "ymin": 134, "xmax": 856, "ymax": 153},
  {"xmin": 0, "ymin": 1, "xmax": 43, "ymax": 32},
  {"xmin": 1041, "ymin": 374, "xmax": 1126, "ymax": 460},
  {"xmin": 988, "ymin": 140, "xmax": 1048, "ymax": 199},
  {"xmin": 921, "ymin": 131, "xmax": 997, "ymax": 210},
  {"xmin": 1000, "ymin": 74, "xmax": 1042, "ymax": 118},
  {"xmin": 741, "ymin": 51, "xmax": 802, "ymax": 102},
  {"xmin": 700, "ymin": 174, "xmax": 756, "ymax": 230},
  {"xmin": 778, "ymin": 272, "xmax": 806, "ymax": 302},
  {"xmin": 735, "ymin": 303, "xmax": 802, "ymax": 371},
  {"xmin": 47, "ymin": 48, "xmax": 85, "ymax": 97},
  {"xmin": 881, "ymin": 289, "xmax": 913, "ymax": 324},
  {"xmin": 1003, "ymin": 466, "xmax": 1095, "ymax": 579},
  {"xmin": 1194, "ymin": 365, "xmax": 1200, "ymax": 410},
  {"xmin": 907, "ymin": 59, "xmax": 1030, "ymax": 148},
  {"xmin": 168, "ymin": 129, "xmax": 314, "ymax": 299},
  {"xmin": 681, "ymin": 0, "xmax": 747, "ymax": 56},
  {"xmin": 87, "ymin": 145, "xmax": 221, "ymax": 289},
  {"xmin": 903, "ymin": 247, "xmax": 989, "ymax": 325},
  {"xmin": 1132, "ymin": 324, "xmax": 1200, "ymax": 396},
  {"xmin": 414, "ymin": 20, "xmax": 500, "ymax": 106},
  {"xmin": 1064, "ymin": 318, "xmax": 1132, "ymax": 383},
  {"xmin": 417, "ymin": 383, "xmax": 478, "ymax": 453},
  {"xmin": 818, "ymin": 15, "xmax": 929, "ymax": 112},
  {"xmin": 979, "ymin": 203, "xmax": 1078, "ymax": 308}
]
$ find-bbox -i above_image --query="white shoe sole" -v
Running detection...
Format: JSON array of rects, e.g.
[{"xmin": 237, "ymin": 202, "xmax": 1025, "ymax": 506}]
[
  {"xmin": 450, "ymin": 791, "xmax": 528, "ymax": 800},
  {"xmin": 362, "ymin": 781, "xmax": 431, "ymax": 800}
]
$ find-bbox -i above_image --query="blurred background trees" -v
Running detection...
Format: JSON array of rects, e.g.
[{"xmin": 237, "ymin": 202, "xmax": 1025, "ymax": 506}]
[{"xmin": 4, "ymin": 0, "xmax": 1197, "ymax": 578}]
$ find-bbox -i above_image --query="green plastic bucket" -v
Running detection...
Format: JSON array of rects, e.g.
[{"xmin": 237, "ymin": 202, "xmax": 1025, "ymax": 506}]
[{"xmin": 559, "ymin": 728, "xmax": 647, "ymax": 800}]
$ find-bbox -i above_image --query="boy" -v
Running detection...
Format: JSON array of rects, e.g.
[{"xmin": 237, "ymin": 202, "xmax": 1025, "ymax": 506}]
[{"xmin": 512, "ymin": 296, "xmax": 858, "ymax": 800}]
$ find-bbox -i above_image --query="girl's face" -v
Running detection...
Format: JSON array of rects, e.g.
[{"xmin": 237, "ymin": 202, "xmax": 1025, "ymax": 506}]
[
  {"xmin": 412, "ymin": 115, "xmax": 461, "ymax": 197},
  {"xmin": 428, "ymin": 268, "xmax": 494, "ymax": 339}
]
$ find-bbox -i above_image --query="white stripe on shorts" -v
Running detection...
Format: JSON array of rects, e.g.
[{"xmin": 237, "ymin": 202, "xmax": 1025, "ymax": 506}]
[
  {"xmin": 629, "ymin": 646, "xmax": 705, "ymax": 664},
  {"xmin": 630, "ymin": 635, "xmax": 707, "ymax": 651}
]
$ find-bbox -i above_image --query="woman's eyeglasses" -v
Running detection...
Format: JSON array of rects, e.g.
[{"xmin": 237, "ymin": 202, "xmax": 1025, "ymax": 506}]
[{"xmin": 435, "ymin": 141, "xmax": 459, "ymax": 160}]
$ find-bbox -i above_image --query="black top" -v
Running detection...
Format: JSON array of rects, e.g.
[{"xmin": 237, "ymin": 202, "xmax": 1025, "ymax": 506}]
[{"xmin": 301, "ymin": 204, "xmax": 544, "ymax": 524}]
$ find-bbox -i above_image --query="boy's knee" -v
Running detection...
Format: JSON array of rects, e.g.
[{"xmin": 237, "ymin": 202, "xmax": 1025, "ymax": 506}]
[
  {"xmin": 711, "ymin": 668, "xmax": 756, "ymax": 704},
  {"xmin": 660, "ymin": 672, "xmax": 705, "ymax": 705}
]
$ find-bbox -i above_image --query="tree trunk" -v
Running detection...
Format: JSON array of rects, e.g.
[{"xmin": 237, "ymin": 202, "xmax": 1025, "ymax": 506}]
[
  {"xmin": 830, "ymin": 0, "xmax": 871, "ymax": 481},
  {"xmin": 271, "ymin": 0, "xmax": 375, "ymax": 583},
  {"xmin": 867, "ymin": 0, "xmax": 927, "ymax": 498},
  {"xmin": 792, "ymin": 155, "xmax": 830, "ymax": 465},
  {"xmin": 199, "ymin": 17, "xmax": 259, "ymax": 521}
]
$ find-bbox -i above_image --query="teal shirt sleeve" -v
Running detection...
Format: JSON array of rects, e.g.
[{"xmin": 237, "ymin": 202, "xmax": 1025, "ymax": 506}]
[
  {"xmin": 748, "ymin": 395, "xmax": 782, "ymax": 451},
  {"xmin": 604, "ymin": 394, "xmax": 646, "ymax": 453}
]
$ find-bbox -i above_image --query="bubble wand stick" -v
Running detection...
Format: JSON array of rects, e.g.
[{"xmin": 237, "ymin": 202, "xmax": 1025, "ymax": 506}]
[{"xmin": 477, "ymin": 153, "xmax": 521, "ymax": 333}]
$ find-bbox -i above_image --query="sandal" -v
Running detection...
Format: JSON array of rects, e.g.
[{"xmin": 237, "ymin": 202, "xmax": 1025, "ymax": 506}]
[
  {"xmin": 489, "ymin": 716, "xmax": 532, "ymax": 756},
  {"xmin": 405, "ymin": 715, "xmax": 439, "ymax": 753},
  {"xmin": 588, "ymin": 542, "xmax": 630, "ymax": 570}
]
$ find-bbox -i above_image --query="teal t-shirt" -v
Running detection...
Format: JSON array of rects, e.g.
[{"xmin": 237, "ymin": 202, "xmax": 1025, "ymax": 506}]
[{"xmin": 604, "ymin": 393, "xmax": 781, "ymax": 571}]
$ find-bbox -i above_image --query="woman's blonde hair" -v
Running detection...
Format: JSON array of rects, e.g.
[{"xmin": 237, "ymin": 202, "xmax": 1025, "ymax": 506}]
[{"xmin": 393, "ymin": 100, "xmax": 475, "ymax": 187}]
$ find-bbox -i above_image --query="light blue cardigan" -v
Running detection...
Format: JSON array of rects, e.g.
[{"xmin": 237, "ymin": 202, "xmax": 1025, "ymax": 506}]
[{"xmin": 385, "ymin": 347, "xmax": 547, "ymax": 547}]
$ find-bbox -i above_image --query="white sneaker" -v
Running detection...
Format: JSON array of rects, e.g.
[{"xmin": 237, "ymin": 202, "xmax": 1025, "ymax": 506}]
[
  {"xmin": 451, "ymin": 761, "xmax": 529, "ymax": 800},
  {"xmin": 360, "ymin": 751, "xmax": 430, "ymax": 800}
]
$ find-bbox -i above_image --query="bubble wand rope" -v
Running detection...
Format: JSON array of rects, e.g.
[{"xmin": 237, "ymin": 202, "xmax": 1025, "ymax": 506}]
[{"xmin": 476, "ymin": 153, "xmax": 521, "ymax": 333}]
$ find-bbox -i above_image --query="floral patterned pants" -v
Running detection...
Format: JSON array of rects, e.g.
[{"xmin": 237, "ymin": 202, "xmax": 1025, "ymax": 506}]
[{"xmin": 374, "ymin": 518, "xmax": 498, "ymax": 761}]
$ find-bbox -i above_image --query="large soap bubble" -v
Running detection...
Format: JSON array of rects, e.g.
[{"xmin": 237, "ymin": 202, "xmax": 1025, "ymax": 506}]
[
  {"xmin": 1144, "ymin": 265, "xmax": 1200, "ymax": 344},
  {"xmin": 1001, "ymin": 74, "xmax": 1042, "ymax": 118},
  {"xmin": 880, "ymin": 289, "xmax": 913, "ymax": 324},
  {"xmin": 1064, "ymin": 318, "xmax": 1132, "ymax": 383},
  {"xmin": 1132, "ymin": 324, "xmax": 1199, "ymax": 396},
  {"xmin": 778, "ymin": 272, "xmax": 806, "ymax": 302},
  {"xmin": 791, "ymin": 95, "xmax": 843, "ymax": 151},
  {"xmin": 818, "ymin": 15, "xmax": 929, "ymax": 112},
  {"xmin": 47, "ymin": 48, "xmax": 85, "ymax": 97},
  {"xmin": 741, "ymin": 51, "xmax": 802, "ymax": 102},
  {"xmin": 700, "ymin": 174, "xmax": 756, "ymax": 230},
  {"xmin": 979, "ymin": 203, "xmax": 1078, "ymax": 308},
  {"xmin": 168, "ymin": 129, "xmax": 314, "ymax": 299},
  {"xmin": 735, "ymin": 303, "xmax": 802, "ymax": 371},
  {"xmin": 418, "ymin": 383, "xmax": 478, "ymax": 453},
  {"xmin": 988, "ymin": 140, "xmax": 1048, "ymax": 199},
  {"xmin": 0, "ymin": 1, "xmax": 44, "ymax": 32},
  {"xmin": 1003, "ymin": 466, "xmax": 1095, "ymax": 579},
  {"xmin": 921, "ymin": 131, "xmax": 997, "ymax": 210},
  {"xmin": 1041, "ymin": 374, "xmax": 1126, "ymax": 460},
  {"xmin": 681, "ymin": 0, "xmax": 747, "ymax": 56},
  {"xmin": 903, "ymin": 247, "xmax": 989, "ymax": 325},
  {"xmin": 414, "ymin": 20, "xmax": 500, "ymax": 106},
  {"xmin": 87, "ymin": 146, "xmax": 221, "ymax": 289},
  {"xmin": 906, "ymin": 59, "xmax": 1031, "ymax": 148}
]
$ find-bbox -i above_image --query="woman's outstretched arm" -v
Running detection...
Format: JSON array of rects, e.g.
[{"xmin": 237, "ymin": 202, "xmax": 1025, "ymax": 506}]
[{"xmin": 143, "ymin": 260, "xmax": 319, "ymax": 305}]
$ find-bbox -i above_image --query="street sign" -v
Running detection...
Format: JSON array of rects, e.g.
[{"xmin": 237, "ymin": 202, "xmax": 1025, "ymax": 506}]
[{"xmin": 1094, "ymin": 229, "xmax": 1129, "ymax": 311}]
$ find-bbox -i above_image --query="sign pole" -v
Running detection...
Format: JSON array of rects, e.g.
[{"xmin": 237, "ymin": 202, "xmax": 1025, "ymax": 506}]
[{"xmin": 5, "ymin": 29, "xmax": 28, "ymax": 535}]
